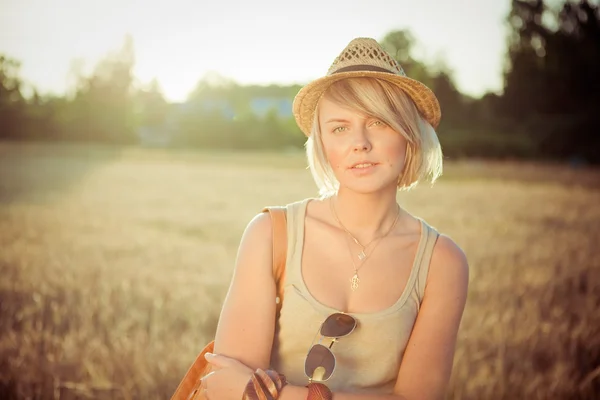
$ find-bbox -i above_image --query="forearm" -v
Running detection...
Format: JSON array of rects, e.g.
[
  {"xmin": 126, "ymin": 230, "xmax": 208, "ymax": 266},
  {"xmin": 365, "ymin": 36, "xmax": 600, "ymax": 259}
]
[{"xmin": 279, "ymin": 384, "xmax": 408, "ymax": 400}]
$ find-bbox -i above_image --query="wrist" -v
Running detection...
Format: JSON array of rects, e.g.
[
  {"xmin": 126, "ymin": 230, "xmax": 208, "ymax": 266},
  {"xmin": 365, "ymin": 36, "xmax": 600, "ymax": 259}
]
[
  {"xmin": 242, "ymin": 368, "xmax": 288, "ymax": 399},
  {"xmin": 279, "ymin": 384, "xmax": 309, "ymax": 400}
]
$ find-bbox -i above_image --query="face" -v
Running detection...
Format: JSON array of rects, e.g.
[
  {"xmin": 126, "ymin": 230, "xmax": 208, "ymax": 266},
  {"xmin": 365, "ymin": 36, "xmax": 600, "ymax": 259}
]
[{"xmin": 318, "ymin": 96, "xmax": 408, "ymax": 194}]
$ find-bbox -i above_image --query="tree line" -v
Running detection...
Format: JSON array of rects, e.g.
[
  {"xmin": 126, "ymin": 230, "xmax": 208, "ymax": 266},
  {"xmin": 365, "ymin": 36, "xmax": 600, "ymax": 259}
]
[{"xmin": 1, "ymin": 0, "xmax": 598, "ymax": 163}]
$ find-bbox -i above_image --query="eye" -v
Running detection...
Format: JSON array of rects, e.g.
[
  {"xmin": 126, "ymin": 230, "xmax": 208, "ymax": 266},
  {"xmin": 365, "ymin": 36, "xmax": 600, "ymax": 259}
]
[
  {"xmin": 370, "ymin": 119, "xmax": 386, "ymax": 127},
  {"xmin": 332, "ymin": 126, "xmax": 347, "ymax": 133}
]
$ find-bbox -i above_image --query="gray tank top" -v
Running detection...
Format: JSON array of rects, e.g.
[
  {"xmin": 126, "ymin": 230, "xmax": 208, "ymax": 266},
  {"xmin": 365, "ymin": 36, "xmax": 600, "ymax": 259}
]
[{"xmin": 269, "ymin": 198, "xmax": 440, "ymax": 394}]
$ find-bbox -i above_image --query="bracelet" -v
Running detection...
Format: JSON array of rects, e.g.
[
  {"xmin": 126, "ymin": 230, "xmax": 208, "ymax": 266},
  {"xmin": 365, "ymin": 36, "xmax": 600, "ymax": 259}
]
[
  {"xmin": 306, "ymin": 382, "xmax": 333, "ymax": 400},
  {"xmin": 242, "ymin": 369, "xmax": 287, "ymax": 399}
]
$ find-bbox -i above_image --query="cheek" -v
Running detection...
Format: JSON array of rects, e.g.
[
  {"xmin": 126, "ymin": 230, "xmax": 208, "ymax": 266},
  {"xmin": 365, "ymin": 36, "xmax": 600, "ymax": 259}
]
[
  {"xmin": 322, "ymin": 139, "xmax": 346, "ymax": 171},
  {"xmin": 380, "ymin": 136, "xmax": 407, "ymax": 169},
  {"xmin": 327, "ymin": 151, "xmax": 345, "ymax": 170}
]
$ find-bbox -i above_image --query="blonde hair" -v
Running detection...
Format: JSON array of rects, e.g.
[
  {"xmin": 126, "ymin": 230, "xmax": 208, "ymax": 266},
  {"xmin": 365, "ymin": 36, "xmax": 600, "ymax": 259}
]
[{"xmin": 305, "ymin": 77, "xmax": 443, "ymax": 197}]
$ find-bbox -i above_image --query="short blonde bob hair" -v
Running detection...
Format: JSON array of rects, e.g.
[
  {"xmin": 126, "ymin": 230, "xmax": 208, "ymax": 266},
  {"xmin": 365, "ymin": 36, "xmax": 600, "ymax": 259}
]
[{"xmin": 304, "ymin": 77, "xmax": 443, "ymax": 197}]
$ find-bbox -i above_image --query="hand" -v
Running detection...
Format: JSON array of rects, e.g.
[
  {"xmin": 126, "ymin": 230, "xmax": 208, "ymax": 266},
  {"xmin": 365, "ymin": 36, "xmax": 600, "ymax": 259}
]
[{"xmin": 201, "ymin": 353, "xmax": 254, "ymax": 400}]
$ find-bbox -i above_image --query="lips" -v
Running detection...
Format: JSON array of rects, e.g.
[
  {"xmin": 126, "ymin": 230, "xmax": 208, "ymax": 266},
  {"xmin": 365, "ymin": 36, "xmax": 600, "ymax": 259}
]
[{"xmin": 349, "ymin": 162, "xmax": 378, "ymax": 169}]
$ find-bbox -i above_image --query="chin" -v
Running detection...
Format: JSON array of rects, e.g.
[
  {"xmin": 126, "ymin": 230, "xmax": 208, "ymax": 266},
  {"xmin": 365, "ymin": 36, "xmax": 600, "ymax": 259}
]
[{"xmin": 340, "ymin": 179, "xmax": 398, "ymax": 195}]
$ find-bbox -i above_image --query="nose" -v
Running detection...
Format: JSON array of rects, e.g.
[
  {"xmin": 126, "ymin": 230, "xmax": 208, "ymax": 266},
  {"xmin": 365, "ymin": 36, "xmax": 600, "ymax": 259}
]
[{"xmin": 352, "ymin": 126, "xmax": 372, "ymax": 152}]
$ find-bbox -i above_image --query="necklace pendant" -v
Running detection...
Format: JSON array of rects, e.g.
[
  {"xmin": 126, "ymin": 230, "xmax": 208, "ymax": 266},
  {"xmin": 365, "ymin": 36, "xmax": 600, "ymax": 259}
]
[
  {"xmin": 350, "ymin": 272, "xmax": 360, "ymax": 291},
  {"xmin": 357, "ymin": 250, "xmax": 366, "ymax": 261}
]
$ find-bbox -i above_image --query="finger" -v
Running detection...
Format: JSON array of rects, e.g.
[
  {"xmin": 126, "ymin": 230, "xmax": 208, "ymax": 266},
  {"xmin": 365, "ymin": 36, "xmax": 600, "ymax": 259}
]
[
  {"xmin": 200, "ymin": 370, "xmax": 216, "ymax": 386},
  {"xmin": 204, "ymin": 352, "xmax": 240, "ymax": 368},
  {"xmin": 200, "ymin": 372, "xmax": 211, "ymax": 399},
  {"xmin": 201, "ymin": 371, "xmax": 216, "ymax": 381}
]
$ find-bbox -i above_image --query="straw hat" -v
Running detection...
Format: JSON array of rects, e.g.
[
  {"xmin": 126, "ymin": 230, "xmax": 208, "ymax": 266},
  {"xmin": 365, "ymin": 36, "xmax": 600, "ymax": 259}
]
[{"xmin": 292, "ymin": 37, "xmax": 441, "ymax": 136}]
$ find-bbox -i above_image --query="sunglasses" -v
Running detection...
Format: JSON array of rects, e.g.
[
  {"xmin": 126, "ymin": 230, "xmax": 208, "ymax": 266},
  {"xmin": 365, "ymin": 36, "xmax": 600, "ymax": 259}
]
[{"xmin": 304, "ymin": 312, "xmax": 357, "ymax": 382}]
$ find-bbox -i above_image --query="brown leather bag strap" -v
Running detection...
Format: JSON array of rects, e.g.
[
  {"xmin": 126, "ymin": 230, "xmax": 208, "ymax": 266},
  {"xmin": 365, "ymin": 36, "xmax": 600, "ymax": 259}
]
[{"xmin": 261, "ymin": 206, "xmax": 287, "ymax": 317}]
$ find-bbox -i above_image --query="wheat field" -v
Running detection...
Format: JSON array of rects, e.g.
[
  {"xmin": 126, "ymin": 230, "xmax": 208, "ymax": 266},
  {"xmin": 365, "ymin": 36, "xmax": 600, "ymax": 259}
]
[{"xmin": 0, "ymin": 141, "xmax": 599, "ymax": 400}]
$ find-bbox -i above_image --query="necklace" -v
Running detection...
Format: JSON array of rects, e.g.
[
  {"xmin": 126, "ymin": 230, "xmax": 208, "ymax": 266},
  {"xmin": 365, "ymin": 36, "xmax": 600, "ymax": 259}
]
[
  {"xmin": 331, "ymin": 199, "xmax": 375, "ymax": 260},
  {"xmin": 330, "ymin": 198, "xmax": 401, "ymax": 290}
]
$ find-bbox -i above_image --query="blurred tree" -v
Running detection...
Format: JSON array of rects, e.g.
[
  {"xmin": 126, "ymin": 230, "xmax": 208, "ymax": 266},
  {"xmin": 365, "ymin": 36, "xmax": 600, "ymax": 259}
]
[
  {"xmin": 431, "ymin": 71, "xmax": 465, "ymax": 128},
  {"xmin": 136, "ymin": 78, "xmax": 169, "ymax": 128},
  {"xmin": 0, "ymin": 55, "xmax": 25, "ymax": 138},
  {"xmin": 501, "ymin": 0, "xmax": 600, "ymax": 162},
  {"xmin": 187, "ymin": 71, "xmax": 237, "ymax": 103},
  {"xmin": 381, "ymin": 30, "xmax": 468, "ymax": 130},
  {"xmin": 380, "ymin": 30, "xmax": 434, "ymax": 88},
  {"xmin": 68, "ymin": 34, "xmax": 138, "ymax": 143}
]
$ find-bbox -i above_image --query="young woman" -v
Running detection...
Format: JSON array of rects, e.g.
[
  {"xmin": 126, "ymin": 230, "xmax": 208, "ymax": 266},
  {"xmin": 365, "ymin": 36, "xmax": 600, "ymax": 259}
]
[{"xmin": 200, "ymin": 37, "xmax": 469, "ymax": 400}]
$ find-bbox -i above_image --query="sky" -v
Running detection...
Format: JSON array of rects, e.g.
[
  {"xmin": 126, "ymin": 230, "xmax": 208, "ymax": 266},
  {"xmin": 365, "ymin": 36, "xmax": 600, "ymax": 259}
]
[{"xmin": 1, "ymin": 0, "xmax": 512, "ymax": 102}]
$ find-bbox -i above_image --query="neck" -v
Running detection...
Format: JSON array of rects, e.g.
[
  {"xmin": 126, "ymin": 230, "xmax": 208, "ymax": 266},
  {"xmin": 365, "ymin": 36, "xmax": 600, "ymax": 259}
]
[{"xmin": 331, "ymin": 185, "xmax": 401, "ymax": 244}]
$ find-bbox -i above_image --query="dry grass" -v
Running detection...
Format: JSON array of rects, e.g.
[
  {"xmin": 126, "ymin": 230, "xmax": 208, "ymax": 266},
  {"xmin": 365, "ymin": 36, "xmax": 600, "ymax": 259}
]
[{"xmin": 0, "ymin": 141, "xmax": 599, "ymax": 399}]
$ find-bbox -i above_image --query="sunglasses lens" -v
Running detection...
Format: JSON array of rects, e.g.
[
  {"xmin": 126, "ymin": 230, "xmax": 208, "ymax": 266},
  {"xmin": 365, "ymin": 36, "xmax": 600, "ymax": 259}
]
[
  {"xmin": 321, "ymin": 313, "xmax": 357, "ymax": 338},
  {"xmin": 305, "ymin": 344, "xmax": 335, "ymax": 381}
]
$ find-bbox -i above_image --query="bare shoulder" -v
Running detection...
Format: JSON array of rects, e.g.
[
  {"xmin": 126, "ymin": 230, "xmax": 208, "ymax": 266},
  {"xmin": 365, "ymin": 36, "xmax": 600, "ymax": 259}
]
[
  {"xmin": 431, "ymin": 233, "xmax": 468, "ymax": 270},
  {"xmin": 428, "ymin": 232, "xmax": 470, "ymax": 296},
  {"xmin": 222, "ymin": 209, "xmax": 277, "ymax": 299},
  {"xmin": 237, "ymin": 209, "xmax": 277, "ymax": 260},
  {"xmin": 239, "ymin": 211, "xmax": 274, "ymax": 253}
]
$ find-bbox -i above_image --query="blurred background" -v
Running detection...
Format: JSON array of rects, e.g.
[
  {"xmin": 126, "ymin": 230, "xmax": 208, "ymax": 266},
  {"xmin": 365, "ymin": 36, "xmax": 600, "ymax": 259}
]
[{"xmin": 0, "ymin": 0, "xmax": 599, "ymax": 399}]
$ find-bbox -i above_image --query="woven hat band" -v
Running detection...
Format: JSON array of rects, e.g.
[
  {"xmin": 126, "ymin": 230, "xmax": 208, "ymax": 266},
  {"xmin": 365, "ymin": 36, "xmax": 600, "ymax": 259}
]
[{"xmin": 331, "ymin": 65, "xmax": 395, "ymax": 75}]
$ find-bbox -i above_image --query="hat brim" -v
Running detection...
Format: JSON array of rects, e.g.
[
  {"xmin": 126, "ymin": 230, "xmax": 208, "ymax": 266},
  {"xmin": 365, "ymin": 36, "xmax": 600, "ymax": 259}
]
[{"xmin": 292, "ymin": 70, "xmax": 441, "ymax": 137}]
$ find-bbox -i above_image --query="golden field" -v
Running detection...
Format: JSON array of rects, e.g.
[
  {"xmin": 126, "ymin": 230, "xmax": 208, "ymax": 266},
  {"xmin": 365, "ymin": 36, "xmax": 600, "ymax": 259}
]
[{"xmin": 0, "ymin": 141, "xmax": 599, "ymax": 400}]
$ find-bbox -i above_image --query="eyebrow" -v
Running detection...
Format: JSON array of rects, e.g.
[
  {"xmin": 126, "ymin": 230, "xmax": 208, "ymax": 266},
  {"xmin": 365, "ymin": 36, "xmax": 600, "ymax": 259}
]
[{"xmin": 323, "ymin": 118, "xmax": 352, "ymax": 124}]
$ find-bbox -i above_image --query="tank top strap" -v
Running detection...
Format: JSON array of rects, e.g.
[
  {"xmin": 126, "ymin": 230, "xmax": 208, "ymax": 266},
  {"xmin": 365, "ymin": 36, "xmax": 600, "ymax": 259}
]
[
  {"xmin": 282, "ymin": 198, "xmax": 311, "ymax": 288},
  {"xmin": 414, "ymin": 219, "xmax": 440, "ymax": 304}
]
